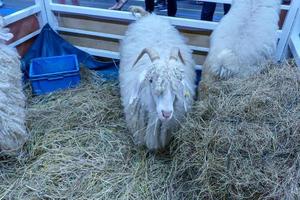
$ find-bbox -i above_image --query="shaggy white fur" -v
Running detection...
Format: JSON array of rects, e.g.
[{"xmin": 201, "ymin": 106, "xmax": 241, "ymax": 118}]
[
  {"xmin": 202, "ymin": 0, "xmax": 281, "ymax": 80},
  {"xmin": 0, "ymin": 17, "xmax": 27, "ymax": 153},
  {"xmin": 119, "ymin": 7, "xmax": 196, "ymax": 150}
]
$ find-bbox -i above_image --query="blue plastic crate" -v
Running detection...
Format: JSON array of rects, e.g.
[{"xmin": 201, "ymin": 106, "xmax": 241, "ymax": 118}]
[{"xmin": 29, "ymin": 55, "xmax": 80, "ymax": 95}]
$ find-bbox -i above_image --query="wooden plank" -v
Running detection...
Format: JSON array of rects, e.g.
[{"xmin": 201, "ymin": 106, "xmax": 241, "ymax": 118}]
[
  {"xmin": 57, "ymin": 13, "xmax": 129, "ymax": 36},
  {"xmin": 60, "ymin": 32, "xmax": 120, "ymax": 52},
  {"xmin": 61, "ymin": 31, "xmax": 207, "ymax": 66},
  {"xmin": 192, "ymin": 52, "xmax": 207, "ymax": 65},
  {"xmin": 57, "ymin": 15, "xmax": 211, "ymax": 52},
  {"xmin": 180, "ymin": 29, "xmax": 211, "ymax": 48},
  {"xmin": 50, "ymin": 3, "xmax": 218, "ymax": 30}
]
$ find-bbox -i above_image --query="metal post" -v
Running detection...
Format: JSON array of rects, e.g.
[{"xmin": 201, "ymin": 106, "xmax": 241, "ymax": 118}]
[
  {"xmin": 35, "ymin": 0, "xmax": 47, "ymax": 27},
  {"xmin": 288, "ymin": 9, "xmax": 300, "ymax": 67},
  {"xmin": 275, "ymin": 0, "xmax": 300, "ymax": 62},
  {"xmin": 38, "ymin": 0, "xmax": 58, "ymax": 30}
]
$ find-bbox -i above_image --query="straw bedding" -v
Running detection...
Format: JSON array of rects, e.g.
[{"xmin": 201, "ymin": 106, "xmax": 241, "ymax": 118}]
[
  {"xmin": 0, "ymin": 62, "xmax": 299, "ymax": 199},
  {"xmin": 174, "ymin": 62, "xmax": 300, "ymax": 199}
]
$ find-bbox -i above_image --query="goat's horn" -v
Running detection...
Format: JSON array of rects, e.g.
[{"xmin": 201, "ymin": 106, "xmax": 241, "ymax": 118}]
[
  {"xmin": 132, "ymin": 48, "xmax": 160, "ymax": 67},
  {"xmin": 169, "ymin": 47, "xmax": 185, "ymax": 65}
]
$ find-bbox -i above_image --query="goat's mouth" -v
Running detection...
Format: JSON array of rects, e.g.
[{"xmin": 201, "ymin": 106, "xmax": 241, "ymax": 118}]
[{"xmin": 158, "ymin": 110, "xmax": 173, "ymax": 121}]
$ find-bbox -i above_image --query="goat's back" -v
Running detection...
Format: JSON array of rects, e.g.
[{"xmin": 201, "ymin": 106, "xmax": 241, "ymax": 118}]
[
  {"xmin": 211, "ymin": 0, "xmax": 280, "ymax": 61},
  {"xmin": 205, "ymin": 0, "xmax": 281, "ymax": 78},
  {"xmin": 120, "ymin": 14, "xmax": 189, "ymax": 72}
]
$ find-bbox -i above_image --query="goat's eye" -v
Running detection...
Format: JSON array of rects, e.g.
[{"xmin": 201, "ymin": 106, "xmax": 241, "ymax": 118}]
[{"xmin": 149, "ymin": 79, "xmax": 153, "ymax": 83}]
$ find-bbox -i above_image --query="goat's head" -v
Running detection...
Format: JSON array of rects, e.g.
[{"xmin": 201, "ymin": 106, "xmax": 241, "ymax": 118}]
[
  {"xmin": 131, "ymin": 47, "xmax": 188, "ymax": 121},
  {"xmin": 0, "ymin": 16, "xmax": 13, "ymax": 43}
]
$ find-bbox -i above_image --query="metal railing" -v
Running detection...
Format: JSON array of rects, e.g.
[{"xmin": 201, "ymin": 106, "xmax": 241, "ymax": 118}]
[{"xmin": 2, "ymin": 0, "xmax": 298, "ymax": 67}]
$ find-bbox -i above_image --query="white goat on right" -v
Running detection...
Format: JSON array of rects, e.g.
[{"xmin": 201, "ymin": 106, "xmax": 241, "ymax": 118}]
[
  {"xmin": 0, "ymin": 17, "xmax": 28, "ymax": 154},
  {"xmin": 201, "ymin": 0, "xmax": 281, "ymax": 82}
]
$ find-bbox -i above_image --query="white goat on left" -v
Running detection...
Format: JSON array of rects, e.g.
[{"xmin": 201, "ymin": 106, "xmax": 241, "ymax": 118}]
[
  {"xmin": 119, "ymin": 7, "xmax": 196, "ymax": 151},
  {"xmin": 0, "ymin": 16, "xmax": 28, "ymax": 154}
]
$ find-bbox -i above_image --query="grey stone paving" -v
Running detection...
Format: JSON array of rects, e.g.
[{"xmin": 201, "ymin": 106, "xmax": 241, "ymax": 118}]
[{"xmin": 0, "ymin": 0, "xmax": 225, "ymax": 20}]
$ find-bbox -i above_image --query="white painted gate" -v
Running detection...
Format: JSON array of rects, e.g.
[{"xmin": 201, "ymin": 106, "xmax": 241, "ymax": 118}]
[
  {"xmin": 2, "ymin": 0, "xmax": 300, "ymax": 67},
  {"xmin": 287, "ymin": 2, "xmax": 300, "ymax": 66}
]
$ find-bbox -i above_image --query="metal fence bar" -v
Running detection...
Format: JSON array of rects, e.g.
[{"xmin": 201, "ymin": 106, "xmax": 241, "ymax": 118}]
[
  {"xmin": 3, "ymin": 4, "xmax": 43, "ymax": 48},
  {"xmin": 4, "ymin": 0, "xmax": 296, "ymax": 62},
  {"xmin": 8, "ymin": 29, "xmax": 41, "ymax": 48},
  {"xmin": 288, "ymin": 9, "xmax": 300, "ymax": 67},
  {"xmin": 276, "ymin": 0, "xmax": 300, "ymax": 62},
  {"xmin": 35, "ymin": 0, "xmax": 47, "ymax": 27},
  {"xmin": 3, "ymin": 4, "xmax": 41, "ymax": 26},
  {"xmin": 50, "ymin": 3, "xmax": 218, "ymax": 30},
  {"xmin": 194, "ymin": 0, "xmax": 290, "ymax": 10}
]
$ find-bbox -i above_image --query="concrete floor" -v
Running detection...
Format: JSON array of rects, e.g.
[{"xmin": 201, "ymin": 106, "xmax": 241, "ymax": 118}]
[{"xmin": 0, "ymin": 0, "xmax": 225, "ymax": 21}]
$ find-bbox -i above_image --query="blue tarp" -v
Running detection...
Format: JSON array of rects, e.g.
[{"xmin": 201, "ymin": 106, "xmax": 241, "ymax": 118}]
[
  {"xmin": 22, "ymin": 24, "xmax": 118, "ymax": 79},
  {"xmin": 0, "ymin": 8, "xmax": 16, "ymax": 16}
]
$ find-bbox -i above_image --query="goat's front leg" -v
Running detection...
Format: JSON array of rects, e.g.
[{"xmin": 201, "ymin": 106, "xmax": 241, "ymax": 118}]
[
  {"xmin": 126, "ymin": 99, "xmax": 147, "ymax": 146},
  {"xmin": 145, "ymin": 115, "xmax": 161, "ymax": 151}
]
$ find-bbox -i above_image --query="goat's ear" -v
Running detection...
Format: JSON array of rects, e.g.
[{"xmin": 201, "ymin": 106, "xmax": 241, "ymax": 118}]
[
  {"xmin": 180, "ymin": 79, "xmax": 192, "ymax": 112},
  {"xmin": 170, "ymin": 47, "xmax": 186, "ymax": 65},
  {"xmin": 129, "ymin": 70, "xmax": 147, "ymax": 104},
  {"xmin": 0, "ymin": 32, "xmax": 13, "ymax": 41}
]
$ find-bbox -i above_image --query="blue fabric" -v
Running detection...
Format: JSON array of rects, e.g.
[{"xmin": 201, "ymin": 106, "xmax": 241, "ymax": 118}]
[
  {"xmin": 0, "ymin": 8, "xmax": 16, "ymax": 16},
  {"xmin": 22, "ymin": 24, "xmax": 118, "ymax": 79}
]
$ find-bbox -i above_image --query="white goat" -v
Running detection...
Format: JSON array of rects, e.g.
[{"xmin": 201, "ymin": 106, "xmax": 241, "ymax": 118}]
[
  {"xmin": 119, "ymin": 7, "xmax": 196, "ymax": 151},
  {"xmin": 0, "ymin": 17, "xmax": 28, "ymax": 154},
  {"xmin": 202, "ymin": 0, "xmax": 281, "ymax": 81}
]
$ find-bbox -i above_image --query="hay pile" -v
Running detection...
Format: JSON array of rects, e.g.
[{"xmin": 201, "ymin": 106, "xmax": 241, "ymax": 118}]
[
  {"xmin": 174, "ymin": 62, "xmax": 300, "ymax": 199},
  {"xmin": 0, "ymin": 71, "xmax": 176, "ymax": 199},
  {"xmin": 0, "ymin": 63, "xmax": 300, "ymax": 199}
]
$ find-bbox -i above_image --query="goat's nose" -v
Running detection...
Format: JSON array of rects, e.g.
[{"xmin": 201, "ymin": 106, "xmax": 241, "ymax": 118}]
[{"xmin": 162, "ymin": 110, "xmax": 172, "ymax": 119}]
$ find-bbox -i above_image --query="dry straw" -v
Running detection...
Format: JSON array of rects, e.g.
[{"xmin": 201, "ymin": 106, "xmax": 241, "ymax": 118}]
[{"xmin": 0, "ymin": 62, "xmax": 299, "ymax": 199}]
